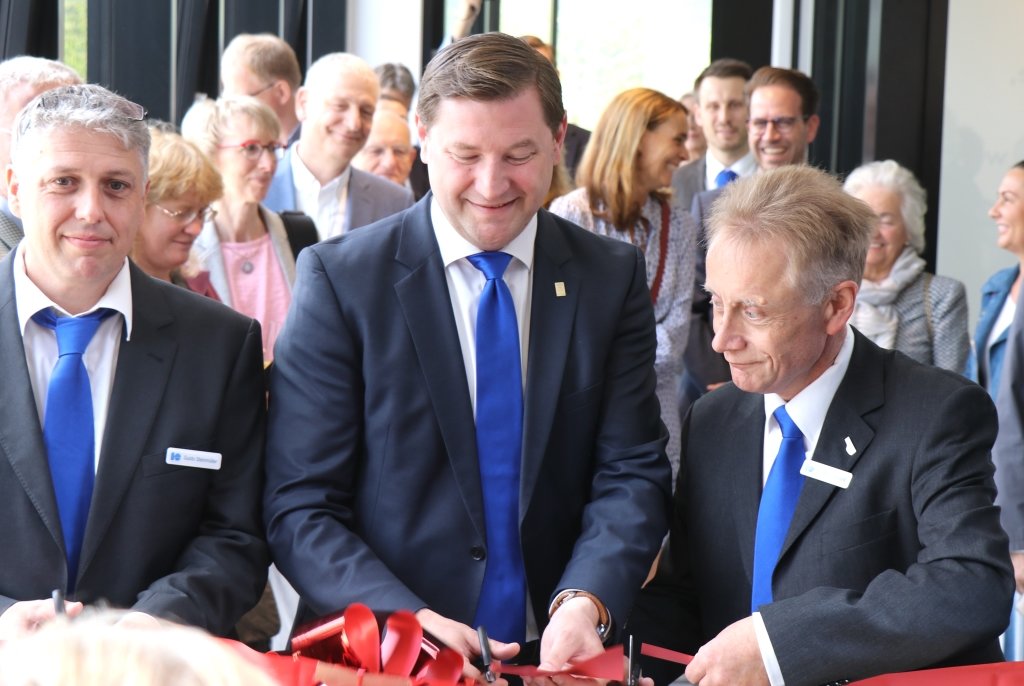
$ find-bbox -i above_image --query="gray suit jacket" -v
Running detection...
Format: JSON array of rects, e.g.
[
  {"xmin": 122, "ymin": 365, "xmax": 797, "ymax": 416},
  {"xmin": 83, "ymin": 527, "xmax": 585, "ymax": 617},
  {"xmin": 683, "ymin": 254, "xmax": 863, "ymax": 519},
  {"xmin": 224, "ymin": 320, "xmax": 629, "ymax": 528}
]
[
  {"xmin": 0, "ymin": 205, "xmax": 22, "ymax": 258},
  {"xmin": 263, "ymin": 146, "xmax": 414, "ymax": 235},
  {"xmin": 670, "ymin": 157, "xmax": 707, "ymax": 214},
  {"xmin": 0, "ymin": 256, "xmax": 269, "ymax": 634},
  {"xmin": 635, "ymin": 330, "xmax": 1012, "ymax": 685}
]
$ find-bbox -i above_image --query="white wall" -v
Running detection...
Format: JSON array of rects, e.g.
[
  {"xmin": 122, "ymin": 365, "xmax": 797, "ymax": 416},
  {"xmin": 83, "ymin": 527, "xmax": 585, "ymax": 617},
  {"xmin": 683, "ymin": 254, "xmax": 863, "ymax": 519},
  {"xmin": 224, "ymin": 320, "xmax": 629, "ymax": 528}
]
[
  {"xmin": 346, "ymin": 0, "xmax": 424, "ymax": 77},
  {"xmin": 937, "ymin": 0, "xmax": 1024, "ymax": 322}
]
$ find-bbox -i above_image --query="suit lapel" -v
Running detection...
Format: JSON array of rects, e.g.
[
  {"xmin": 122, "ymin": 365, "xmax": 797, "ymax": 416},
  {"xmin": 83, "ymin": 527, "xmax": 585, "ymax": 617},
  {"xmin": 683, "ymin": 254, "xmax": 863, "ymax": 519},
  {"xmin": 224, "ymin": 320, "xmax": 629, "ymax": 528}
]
[
  {"xmin": 780, "ymin": 331, "xmax": 882, "ymax": 560},
  {"xmin": 724, "ymin": 394, "xmax": 767, "ymax": 581},
  {"xmin": 519, "ymin": 212, "xmax": 577, "ymax": 516},
  {"xmin": 0, "ymin": 252, "xmax": 64, "ymax": 552},
  {"xmin": 79, "ymin": 266, "xmax": 176, "ymax": 578},
  {"xmin": 393, "ymin": 201, "xmax": 485, "ymax": 539},
  {"xmin": 345, "ymin": 169, "xmax": 371, "ymax": 231},
  {"xmin": 0, "ymin": 210, "xmax": 22, "ymax": 253}
]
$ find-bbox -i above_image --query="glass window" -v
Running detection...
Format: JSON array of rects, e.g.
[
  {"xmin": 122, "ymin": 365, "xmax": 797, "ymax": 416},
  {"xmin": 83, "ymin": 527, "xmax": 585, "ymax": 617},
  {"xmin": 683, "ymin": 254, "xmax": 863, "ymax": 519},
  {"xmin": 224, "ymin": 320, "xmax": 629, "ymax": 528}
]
[{"xmin": 62, "ymin": 0, "xmax": 88, "ymax": 78}]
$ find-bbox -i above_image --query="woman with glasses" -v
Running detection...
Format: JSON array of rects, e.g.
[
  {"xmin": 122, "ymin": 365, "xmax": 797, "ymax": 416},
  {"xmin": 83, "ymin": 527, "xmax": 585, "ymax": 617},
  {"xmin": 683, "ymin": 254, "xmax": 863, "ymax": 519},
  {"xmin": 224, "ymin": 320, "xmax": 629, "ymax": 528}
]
[
  {"xmin": 132, "ymin": 127, "xmax": 222, "ymax": 298},
  {"xmin": 549, "ymin": 87, "xmax": 696, "ymax": 482},
  {"xmin": 842, "ymin": 160, "xmax": 969, "ymax": 372},
  {"xmin": 182, "ymin": 95, "xmax": 314, "ymax": 362}
]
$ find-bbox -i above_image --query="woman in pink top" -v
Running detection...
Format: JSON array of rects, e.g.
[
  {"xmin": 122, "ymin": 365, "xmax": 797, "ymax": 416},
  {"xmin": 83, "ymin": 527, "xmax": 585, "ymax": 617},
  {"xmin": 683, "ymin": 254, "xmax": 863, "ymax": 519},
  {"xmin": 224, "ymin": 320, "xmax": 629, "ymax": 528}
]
[{"xmin": 182, "ymin": 95, "xmax": 302, "ymax": 362}]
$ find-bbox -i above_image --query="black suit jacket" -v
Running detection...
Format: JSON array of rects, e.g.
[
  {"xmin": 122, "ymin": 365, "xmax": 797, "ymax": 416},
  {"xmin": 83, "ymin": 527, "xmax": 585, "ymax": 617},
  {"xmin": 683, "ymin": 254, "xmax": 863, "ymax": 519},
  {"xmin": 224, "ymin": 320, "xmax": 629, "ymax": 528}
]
[
  {"xmin": 634, "ymin": 331, "xmax": 1012, "ymax": 686},
  {"xmin": 264, "ymin": 195, "xmax": 671, "ymax": 634},
  {"xmin": 0, "ymin": 256, "xmax": 268, "ymax": 634}
]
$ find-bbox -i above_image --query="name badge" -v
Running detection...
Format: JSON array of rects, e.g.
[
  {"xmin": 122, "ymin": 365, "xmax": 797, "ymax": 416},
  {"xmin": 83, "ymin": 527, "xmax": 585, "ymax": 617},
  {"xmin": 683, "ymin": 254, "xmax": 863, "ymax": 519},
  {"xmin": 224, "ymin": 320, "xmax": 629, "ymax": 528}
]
[
  {"xmin": 166, "ymin": 447, "xmax": 222, "ymax": 470},
  {"xmin": 800, "ymin": 458, "xmax": 852, "ymax": 489}
]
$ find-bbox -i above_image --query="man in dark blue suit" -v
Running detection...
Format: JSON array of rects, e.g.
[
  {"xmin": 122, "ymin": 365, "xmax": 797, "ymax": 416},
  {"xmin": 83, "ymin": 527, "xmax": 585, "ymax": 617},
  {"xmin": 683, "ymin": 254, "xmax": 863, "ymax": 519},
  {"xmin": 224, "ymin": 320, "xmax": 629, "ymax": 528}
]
[{"xmin": 264, "ymin": 32, "xmax": 671, "ymax": 675}]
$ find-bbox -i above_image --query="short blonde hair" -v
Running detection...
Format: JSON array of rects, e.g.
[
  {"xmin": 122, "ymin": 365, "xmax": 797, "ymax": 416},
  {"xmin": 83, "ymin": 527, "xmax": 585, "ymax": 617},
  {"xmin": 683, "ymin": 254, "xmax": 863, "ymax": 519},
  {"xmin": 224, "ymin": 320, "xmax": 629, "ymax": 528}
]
[
  {"xmin": 146, "ymin": 127, "xmax": 223, "ymax": 207},
  {"xmin": 708, "ymin": 165, "xmax": 874, "ymax": 303},
  {"xmin": 576, "ymin": 87, "xmax": 684, "ymax": 230},
  {"xmin": 0, "ymin": 612, "xmax": 278, "ymax": 686},
  {"xmin": 221, "ymin": 33, "xmax": 301, "ymax": 90},
  {"xmin": 180, "ymin": 94, "xmax": 281, "ymax": 160}
]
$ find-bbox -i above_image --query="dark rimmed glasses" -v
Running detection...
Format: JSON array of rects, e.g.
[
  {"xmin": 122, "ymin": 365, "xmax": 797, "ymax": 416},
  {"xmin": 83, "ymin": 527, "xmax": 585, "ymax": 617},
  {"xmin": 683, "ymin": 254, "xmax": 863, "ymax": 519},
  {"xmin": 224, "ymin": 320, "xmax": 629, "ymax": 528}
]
[{"xmin": 217, "ymin": 139, "xmax": 282, "ymax": 160}]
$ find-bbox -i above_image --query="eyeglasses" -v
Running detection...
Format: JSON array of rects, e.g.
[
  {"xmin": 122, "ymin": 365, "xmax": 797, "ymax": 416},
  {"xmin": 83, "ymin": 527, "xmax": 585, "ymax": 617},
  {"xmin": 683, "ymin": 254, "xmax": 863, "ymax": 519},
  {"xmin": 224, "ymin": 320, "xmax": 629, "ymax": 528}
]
[
  {"xmin": 247, "ymin": 82, "xmax": 275, "ymax": 97},
  {"xmin": 747, "ymin": 116, "xmax": 809, "ymax": 134},
  {"xmin": 218, "ymin": 139, "xmax": 281, "ymax": 160},
  {"xmin": 154, "ymin": 204, "xmax": 216, "ymax": 225}
]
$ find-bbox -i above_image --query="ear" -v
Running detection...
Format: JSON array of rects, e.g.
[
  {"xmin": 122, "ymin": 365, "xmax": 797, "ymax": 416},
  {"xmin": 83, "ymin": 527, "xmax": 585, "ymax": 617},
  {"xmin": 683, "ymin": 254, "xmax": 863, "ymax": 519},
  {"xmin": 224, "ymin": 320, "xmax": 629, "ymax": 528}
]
[
  {"xmin": 6, "ymin": 165, "xmax": 21, "ymax": 218},
  {"xmin": 272, "ymin": 80, "xmax": 291, "ymax": 107},
  {"xmin": 805, "ymin": 114, "xmax": 821, "ymax": 144},
  {"xmin": 295, "ymin": 86, "xmax": 308, "ymax": 122},
  {"xmin": 553, "ymin": 114, "xmax": 567, "ymax": 156},
  {"xmin": 415, "ymin": 113, "xmax": 429, "ymax": 161},
  {"xmin": 823, "ymin": 279, "xmax": 858, "ymax": 335}
]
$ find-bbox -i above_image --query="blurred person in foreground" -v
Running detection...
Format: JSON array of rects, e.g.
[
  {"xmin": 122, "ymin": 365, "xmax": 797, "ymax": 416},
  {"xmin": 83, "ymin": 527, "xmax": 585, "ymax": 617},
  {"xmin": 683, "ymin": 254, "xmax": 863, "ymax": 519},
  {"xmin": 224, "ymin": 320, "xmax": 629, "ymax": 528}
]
[
  {"xmin": 632, "ymin": 165, "xmax": 1011, "ymax": 686},
  {"xmin": 264, "ymin": 32, "xmax": 670, "ymax": 676},
  {"xmin": 843, "ymin": 159, "xmax": 969, "ymax": 372},
  {"xmin": 131, "ymin": 126, "xmax": 222, "ymax": 298},
  {"xmin": 550, "ymin": 87, "xmax": 696, "ymax": 481},
  {"xmin": 0, "ymin": 84, "xmax": 267, "ymax": 640}
]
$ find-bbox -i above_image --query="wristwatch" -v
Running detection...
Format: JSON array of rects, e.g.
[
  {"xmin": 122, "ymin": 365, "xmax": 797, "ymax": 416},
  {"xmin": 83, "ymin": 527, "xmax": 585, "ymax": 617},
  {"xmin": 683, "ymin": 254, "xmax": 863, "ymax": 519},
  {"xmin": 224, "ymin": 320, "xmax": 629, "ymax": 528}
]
[{"xmin": 548, "ymin": 589, "xmax": 612, "ymax": 642}]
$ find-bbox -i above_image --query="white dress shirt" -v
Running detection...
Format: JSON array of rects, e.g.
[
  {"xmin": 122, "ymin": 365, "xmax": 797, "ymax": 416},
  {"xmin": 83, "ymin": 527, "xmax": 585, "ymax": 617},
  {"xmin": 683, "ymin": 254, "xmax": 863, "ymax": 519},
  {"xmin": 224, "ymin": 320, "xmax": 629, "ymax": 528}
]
[
  {"xmin": 15, "ymin": 243, "xmax": 134, "ymax": 472},
  {"xmin": 291, "ymin": 149, "xmax": 351, "ymax": 241},
  {"xmin": 752, "ymin": 325, "xmax": 855, "ymax": 686},
  {"xmin": 430, "ymin": 198, "xmax": 535, "ymax": 413},
  {"xmin": 704, "ymin": 150, "xmax": 757, "ymax": 190}
]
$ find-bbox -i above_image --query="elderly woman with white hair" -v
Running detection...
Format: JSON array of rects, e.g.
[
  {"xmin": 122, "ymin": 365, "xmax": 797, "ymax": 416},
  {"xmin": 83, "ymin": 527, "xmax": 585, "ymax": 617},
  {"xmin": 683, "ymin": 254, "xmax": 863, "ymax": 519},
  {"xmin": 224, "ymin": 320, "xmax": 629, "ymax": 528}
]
[{"xmin": 843, "ymin": 159, "xmax": 970, "ymax": 372}]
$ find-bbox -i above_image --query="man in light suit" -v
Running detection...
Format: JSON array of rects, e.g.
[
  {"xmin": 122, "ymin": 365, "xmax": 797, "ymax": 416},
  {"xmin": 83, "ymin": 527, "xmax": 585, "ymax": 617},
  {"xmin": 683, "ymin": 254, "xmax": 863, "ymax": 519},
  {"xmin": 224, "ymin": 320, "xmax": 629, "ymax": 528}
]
[
  {"xmin": 264, "ymin": 33, "xmax": 671, "ymax": 675},
  {"xmin": 683, "ymin": 66, "xmax": 822, "ymax": 412},
  {"xmin": 263, "ymin": 52, "xmax": 413, "ymax": 241},
  {"xmin": 0, "ymin": 56, "xmax": 81, "ymax": 256},
  {"xmin": 632, "ymin": 165, "xmax": 1012, "ymax": 686},
  {"xmin": 0, "ymin": 85, "xmax": 267, "ymax": 638}
]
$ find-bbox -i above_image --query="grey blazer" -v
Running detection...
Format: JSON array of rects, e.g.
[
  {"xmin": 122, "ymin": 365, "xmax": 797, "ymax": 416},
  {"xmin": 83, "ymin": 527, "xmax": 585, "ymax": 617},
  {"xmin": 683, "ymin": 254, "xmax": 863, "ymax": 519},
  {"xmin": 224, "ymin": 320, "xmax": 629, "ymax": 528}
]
[
  {"xmin": 670, "ymin": 157, "xmax": 707, "ymax": 214},
  {"xmin": 882, "ymin": 271, "xmax": 970, "ymax": 372}
]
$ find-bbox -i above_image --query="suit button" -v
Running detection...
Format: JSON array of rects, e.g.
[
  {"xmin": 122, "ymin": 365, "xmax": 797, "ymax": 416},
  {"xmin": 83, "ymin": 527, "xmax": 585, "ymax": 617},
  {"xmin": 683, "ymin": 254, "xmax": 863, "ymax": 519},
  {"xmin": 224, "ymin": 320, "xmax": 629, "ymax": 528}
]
[{"xmin": 470, "ymin": 546, "xmax": 486, "ymax": 561}]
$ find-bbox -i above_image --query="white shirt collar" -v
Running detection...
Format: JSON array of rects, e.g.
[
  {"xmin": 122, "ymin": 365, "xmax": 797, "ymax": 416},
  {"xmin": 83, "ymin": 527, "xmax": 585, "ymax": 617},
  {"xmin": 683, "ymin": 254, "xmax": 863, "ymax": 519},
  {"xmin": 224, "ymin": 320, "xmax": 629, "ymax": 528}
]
[
  {"xmin": 763, "ymin": 324, "xmax": 855, "ymax": 454},
  {"xmin": 704, "ymin": 151, "xmax": 757, "ymax": 190},
  {"xmin": 430, "ymin": 197, "xmax": 537, "ymax": 271},
  {"xmin": 291, "ymin": 146, "xmax": 351, "ymax": 197},
  {"xmin": 14, "ymin": 242, "xmax": 134, "ymax": 340}
]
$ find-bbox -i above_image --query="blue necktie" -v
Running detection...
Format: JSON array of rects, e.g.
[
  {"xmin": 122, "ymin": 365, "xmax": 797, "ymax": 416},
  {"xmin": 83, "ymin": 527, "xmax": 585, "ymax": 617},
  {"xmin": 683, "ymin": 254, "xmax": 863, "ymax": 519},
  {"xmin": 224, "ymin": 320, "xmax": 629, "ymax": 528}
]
[
  {"xmin": 32, "ymin": 307, "xmax": 112, "ymax": 592},
  {"xmin": 467, "ymin": 252, "xmax": 526, "ymax": 644},
  {"xmin": 751, "ymin": 405, "xmax": 806, "ymax": 611},
  {"xmin": 715, "ymin": 168, "xmax": 739, "ymax": 188}
]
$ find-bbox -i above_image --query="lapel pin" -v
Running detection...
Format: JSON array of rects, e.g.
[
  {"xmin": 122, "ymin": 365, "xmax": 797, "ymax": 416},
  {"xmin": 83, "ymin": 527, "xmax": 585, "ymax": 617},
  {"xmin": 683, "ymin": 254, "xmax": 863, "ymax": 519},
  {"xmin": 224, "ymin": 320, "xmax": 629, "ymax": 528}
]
[
  {"xmin": 554, "ymin": 281, "xmax": 566, "ymax": 297},
  {"xmin": 844, "ymin": 436, "xmax": 856, "ymax": 456}
]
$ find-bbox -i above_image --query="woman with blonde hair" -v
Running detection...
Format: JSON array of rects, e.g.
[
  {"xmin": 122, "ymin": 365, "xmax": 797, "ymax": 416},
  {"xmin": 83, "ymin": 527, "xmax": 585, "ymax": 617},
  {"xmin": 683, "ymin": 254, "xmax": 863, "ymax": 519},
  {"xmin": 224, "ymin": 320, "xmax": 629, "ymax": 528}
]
[
  {"xmin": 550, "ymin": 87, "xmax": 696, "ymax": 481},
  {"xmin": 182, "ymin": 95, "xmax": 316, "ymax": 362},
  {"xmin": 132, "ymin": 126, "xmax": 223, "ymax": 298}
]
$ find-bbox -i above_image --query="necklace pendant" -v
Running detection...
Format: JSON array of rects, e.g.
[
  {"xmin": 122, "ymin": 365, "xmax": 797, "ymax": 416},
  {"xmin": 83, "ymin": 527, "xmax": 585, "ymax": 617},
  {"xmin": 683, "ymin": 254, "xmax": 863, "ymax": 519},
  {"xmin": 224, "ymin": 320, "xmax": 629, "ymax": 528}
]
[{"xmin": 241, "ymin": 260, "xmax": 254, "ymax": 274}]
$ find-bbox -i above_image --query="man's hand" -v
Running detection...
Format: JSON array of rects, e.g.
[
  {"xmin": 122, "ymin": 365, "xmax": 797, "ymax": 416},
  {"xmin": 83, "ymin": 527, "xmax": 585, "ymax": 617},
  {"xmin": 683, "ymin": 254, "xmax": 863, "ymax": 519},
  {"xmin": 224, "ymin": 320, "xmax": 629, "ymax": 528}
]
[
  {"xmin": 537, "ymin": 596, "xmax": 605, "ymax": 672},
  {"xmin": 1011, "ymin": 552, "xmax": 1024, "ymax": 594},
  {"xmin": 684, "ymin": 617, "xmax": 769, "ymax": 686},
  {"xmin": 415, "ymin": 608, "xmax": 518, "ymax": 680},
  {"xmin": 0, "ymin": 599, "xmax": 84, "ymax": 640}
]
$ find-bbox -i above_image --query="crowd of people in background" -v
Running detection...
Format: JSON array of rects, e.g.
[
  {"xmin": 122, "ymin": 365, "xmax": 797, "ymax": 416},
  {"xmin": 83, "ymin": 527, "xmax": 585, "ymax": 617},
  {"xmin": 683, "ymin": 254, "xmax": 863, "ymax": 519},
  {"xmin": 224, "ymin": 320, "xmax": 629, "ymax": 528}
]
[{"xmin": 0, "ymin": 17, "xmax": 1022, "ymax": 686}]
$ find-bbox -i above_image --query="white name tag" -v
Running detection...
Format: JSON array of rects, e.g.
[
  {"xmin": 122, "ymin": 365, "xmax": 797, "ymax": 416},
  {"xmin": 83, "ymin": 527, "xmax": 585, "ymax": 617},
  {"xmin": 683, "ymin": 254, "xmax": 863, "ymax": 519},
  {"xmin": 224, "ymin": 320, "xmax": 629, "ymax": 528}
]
[
  {"xmin": 800, "ymin": 458, "xmax": 852, "ymax": 489},
  {"xmin": 165, "ymin": 447, "xmax": 222, "ymax": 470}
]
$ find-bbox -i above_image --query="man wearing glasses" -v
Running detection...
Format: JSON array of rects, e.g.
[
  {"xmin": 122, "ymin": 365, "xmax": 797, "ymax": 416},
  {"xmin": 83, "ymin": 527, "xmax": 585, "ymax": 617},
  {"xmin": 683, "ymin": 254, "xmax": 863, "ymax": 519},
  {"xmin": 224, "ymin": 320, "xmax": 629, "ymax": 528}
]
[
  {"xmin": 684, "ymin": 66, "xmax": 822, "ymax": 410},
  {"xmin": 220, "ymin": 33, "xmax": 303, "ymax": 148},
  {"xmin": 0, "ymin": 85, "xmax": 268, "ymax": 639}
]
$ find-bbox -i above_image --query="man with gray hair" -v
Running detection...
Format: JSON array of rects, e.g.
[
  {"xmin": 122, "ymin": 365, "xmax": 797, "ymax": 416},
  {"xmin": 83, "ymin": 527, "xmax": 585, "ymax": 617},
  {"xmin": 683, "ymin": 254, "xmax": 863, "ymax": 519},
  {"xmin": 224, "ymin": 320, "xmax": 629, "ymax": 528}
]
[
  {"xmin": 0, "ymin": 55, "xmax": 80, "ymax": 255},
  {"xmin": 0, "ymin": 84, "xmax": 267, "ymax": 639},
  {"xmin": 633, "ymin": 165, "xmax": 1012, "ymax": 685},
  {"xmin": 264, "ymin": 52, "xmax": 413, "ymax": 241}
]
